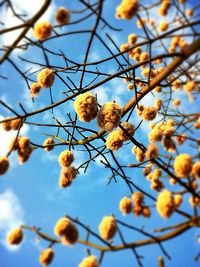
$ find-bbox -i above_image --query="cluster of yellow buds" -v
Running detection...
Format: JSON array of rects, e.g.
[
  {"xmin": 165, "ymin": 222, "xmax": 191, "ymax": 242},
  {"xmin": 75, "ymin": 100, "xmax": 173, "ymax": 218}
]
[
  {"xmin": 132, "ymin": 146, "xmax": 145, "ymax": 163},
  {"xmin": 158, "ymin": 0, "xmax": 171, "ymax": 16},
  {"xmin": 145, "ymin": 143, "xmax": 159, "ymax": 160},
  {"xmin": 74, "ymin": 92, "xmax": 98, "ymax": 123},
  {"xmin": 43, "ymin": 138, "xmax": 55, "ymax": 152},
  {"xmin": 142, "ymin": 106, "xmax": 157, "ymax": 121},
  {"xmin": 156, "ymin": 189, "xmax": 182, "ymax": 218},
  {"xmin": 79, "ymin": 255, "xmax": 99, "ymax": 267},
  {"xmin": 33, "ymin": 21, "xmax": 53, "ymax": 40},
  {"xmin": 132, "ymin": 192, "xmax": 151, "ymax": 217},
  {"xmin": 7, "ymin": 228, "xmax": 23, "ymax": 245},
  {"xmin": 54, "ymin": 217, "xmax": 79, "ymax": 245},
  {"xmin": 9, "ymin": 136, "xmax": 33, "ymax": 164},
  {"xmin": 174, "ymin": 153, "xmax": 192, "ymax": 178},
  {"xmin": 58, "ymin": 150, "xmax": 77, "ymax": 188},
  {"xmin": 55, "ymin": 7, "xmax": 70, "ymax": 25},
  {"xmin": 106, "ymin": 121, "xmax": 135, "ymax": 151},
  {"xmin": 98, "ymin": 216, "xmax": 117, "ymax": 240},
  {"xmin": 147, "ymin": 168, "xmax": 164, "ymax": 192},
  {"xmin": 37, "ymin": 68, "xmax": 55, "ymax": 88},
  {"xmin": 97, "ymin": 102, "xmax": 122, "ymax": 132},
  {"xmin": 116, "ymin": 0, "xmax": 139, "ymax": 20},
  {"xmin": 0, "ymin": 156, "xmax": 9, "ymax": 175},
  {"xmin": 39, "ymin": 248, "xmax": 54, "ymax": 266},
  {"xmin": 2, "ymin": 118, "xmax": 22, "ymax": 131}
]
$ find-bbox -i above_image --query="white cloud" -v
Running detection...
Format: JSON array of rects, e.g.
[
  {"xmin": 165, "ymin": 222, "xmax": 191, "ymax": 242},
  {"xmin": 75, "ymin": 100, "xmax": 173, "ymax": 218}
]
[{"xmin": 0, "ymin": 190, "xmax": 24, "ymax": 251}]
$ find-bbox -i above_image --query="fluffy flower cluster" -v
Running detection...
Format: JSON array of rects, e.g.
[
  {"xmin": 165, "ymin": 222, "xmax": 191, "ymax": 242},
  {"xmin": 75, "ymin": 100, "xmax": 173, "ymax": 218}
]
[
  {"xmin": 58, "ymin": 150, "xmax": 77, "ymax": 188},
  {"xmin": 116, "ymin": 0, "xmax": 139, "ymax": 20},
  {"xmin": 54, "ymin": 217, "xmax": 79, "ymax": 245},
  {"xmin": 74, "ymin": 92, "xmax": 98, "ymax": 122},
  {"xmin": 79, "ymin": 255, "xmax": 99, "ymax": 267},
  {"xmin": 132, "ymin": 146, "xmax": 145, "ymax": 162},
  {"xmin": 9, "ymin": 136, "xmax": 32, "ymax": 164},
  {"xmin": 39, "ymin": 248, "xmax": 54, "ymax": 266},
  {"xmin": 147, "ymin": 168, "xmax": 164, "ymax": 192},
  {"xmin": 37, "ymin": 68, "xmax": 55, "ymax": 88},
  {"xmin": 2, "ymin": 118, "xmax": 22, "ymax": 131},
  {"xmin": 142, "ymin": 106, "xmax": 157, "ymax": 121},
  {"xmin": 0, "ymin": 156, "xmax": 9, "ymax": 175},
  {"xmin": 30, "ymin": 83, "xmax": 41, "ymax": 97},
  {"xmin": 132, "ymin": 192, "xmax": 151, "ymax": 217},
  {"xmin": 174, "ymin": 153, "xmax": 192, "ymax": 178},
  {"xmin": 7, "ymin": 228, "xmax": 23, "ymax": 245},
  {"xmin": 156, "ymin": 189, "xmax": 175, "ymax": 218},
  {"xmin": 145, "ymin": 143, "xmax": 159, "ymax": 160},
  {"xmin": 158, "ymin": 0, "xmax": 171, "ymax": 16},
  {"xmin": 128, "ymin": 33, "xmax": 137, "ymax": 45},
  {"xmin": 33, "ymin": 21, "xmax": 53, "ymax": 40},
  {"xmin": 106, "ymin": 131, "xmax": 123, "ymax": 151},
  {"xmin": 55, "ymin": 7, "xmax": 70, "ymax": 25},
  {"xmin": 148, "ymin": 128, "xmax": 163, "ymax": 143},
  {"xmin": 98, "ymin": 216, "xmax": 117, "ymax": 240},
  {"xmin": 97, "ymin": 102, "xmax": 122, "ymax": 132},
  {"xmin": 58, "ymin": 150, "xmax": 74, "ymax": 167},
  {"xmin": 192, "ymin": 162, "xmax": 200, "ymax": 180},
  {"xmin": 159, "ymin": 21, "xmax": 168, "ymax": 32},
  {"xmin": 59, "ymin": 166, "xmax": 77, "ymax": 188},
  {"xmin": 43, "ymin": 138, "xmax": 55, "ymax": 152},
  {"xmin": 119, "ymin": 197, "xmax": 132, "ymax": 215},
  {"xmin": 117, "ymin": 121, "xmax": 135, "ymax": 141},
  {"xmin": 106, "ymin": 122, "xmax": 135, "ymax": 151}
]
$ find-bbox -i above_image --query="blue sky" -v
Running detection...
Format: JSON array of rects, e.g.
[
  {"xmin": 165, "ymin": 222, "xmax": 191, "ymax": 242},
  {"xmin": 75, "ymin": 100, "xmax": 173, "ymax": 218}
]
[{"xmin": 0, "ymin": 0, "xmax": 200, "ymax": 267}]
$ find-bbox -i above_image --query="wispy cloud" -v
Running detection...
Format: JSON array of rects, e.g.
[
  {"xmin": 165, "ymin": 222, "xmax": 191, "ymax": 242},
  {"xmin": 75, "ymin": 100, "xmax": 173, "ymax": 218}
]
[{"xmin": 0, "ymin": 189, "xmax": 25, "ymax": 251}]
